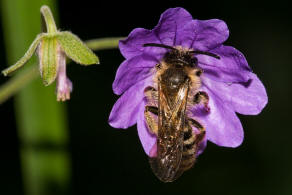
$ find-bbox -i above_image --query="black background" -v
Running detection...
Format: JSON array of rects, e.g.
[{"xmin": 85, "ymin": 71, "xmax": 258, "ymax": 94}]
[{"xmin": 1, "ymin": 1, "xmax": 292, "ymax": 194}]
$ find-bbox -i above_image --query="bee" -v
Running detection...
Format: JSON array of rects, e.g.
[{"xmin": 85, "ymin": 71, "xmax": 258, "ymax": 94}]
[{"xmin": 143, "ymin": 43, "xmax": 220, "ymax": 182}]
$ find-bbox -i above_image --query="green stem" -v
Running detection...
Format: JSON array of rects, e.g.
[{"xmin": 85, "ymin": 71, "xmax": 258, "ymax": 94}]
[
  {"xmin": 40, "ymin": 5, "xmax": 57, "ymax": 34},
  {"xmin": 85, "ymin": 37, "xmax": 124, "ymax": 50},
  {"xmin": 0, "ymin": 66, "xmax": 38, "ymax": 104},
  {"xmin": 0, "ymin": 37, "xmax": 122, "ymax": 104}
]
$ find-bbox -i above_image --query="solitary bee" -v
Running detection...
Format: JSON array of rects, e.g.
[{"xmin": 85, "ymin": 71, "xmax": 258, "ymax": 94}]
[{"xmin": 143, "ymin": 43, "xmax": 220, "ymax": 182}]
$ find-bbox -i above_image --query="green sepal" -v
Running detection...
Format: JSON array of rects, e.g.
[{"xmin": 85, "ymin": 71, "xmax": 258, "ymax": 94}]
[
  {"xmin": 2, "ymin": 33, "xmax": 45, "ymax": 76},
  {"xmin": 56, "ymin": 31, "xmax": 99, "ymax": 65},
  {"xmin": 39, "ymin": 36, "xmax": 59, "ymax": 86}
]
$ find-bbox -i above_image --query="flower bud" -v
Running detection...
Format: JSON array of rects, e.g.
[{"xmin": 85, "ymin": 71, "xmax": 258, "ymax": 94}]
[
  {"xmin": 2, "ymin": 5, "xmax": 99, "ymax": 101},
  {"xmin": 56, "ymin": 49, "xmax": 72, "ymax": 101}
]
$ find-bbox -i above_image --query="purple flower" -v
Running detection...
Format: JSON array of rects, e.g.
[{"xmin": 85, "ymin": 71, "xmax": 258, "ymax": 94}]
[
  {"xmin": 55, "ymin": 50, "xmax": 73, "ymax": 101},
  {"xmin": 109, "ymin": 8, "xmax": 267, "ymax": 157}
]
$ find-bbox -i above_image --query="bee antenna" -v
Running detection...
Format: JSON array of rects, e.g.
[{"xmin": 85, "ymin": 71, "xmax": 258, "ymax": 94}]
[
  {"xmin": 190, "ymin": 50, "xmax": 220, "ymax": 59},
  {"xmin": 143, "ymin": 43, "xmax": 177, "ymax": 51}
]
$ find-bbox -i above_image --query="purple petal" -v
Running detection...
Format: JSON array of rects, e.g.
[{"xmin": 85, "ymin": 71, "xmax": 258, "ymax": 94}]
[
  {"xmin": 175, "ymin": 21, "xmax": 197, "ymax": 48},
  {"xmin": 198, "ymin": 45, "xmax": 251, "ymax": 83},
  {"xmin": 109, "ymin": 77, "xmax": 153, "ymax": 129},
  {"xmin": 112, "ymin": 54, "xmax": 157, "ymax": 95},
  {"xmin": 119, "ymin": 7, "xmax": 194, "ymax": 59},
  {"xmin": 119, "ymin": 28, "xmax": 164, "ymax": 59},
  {"xmin": 202, "ymin": 73, "xmax": 268, "ymax": 115},
  {"xmin": 137, "ymin": 100, "xmax": 157, "ymax": 156},
  {"xmin": 191, "ymin": 19, "xmax": 229, "ymax": 51},
  {"xmin": 197, "ymin": 137, "xmax": 207, "ymax": 156},
  {"xmin": 56, "ymin": 51, "xmax": 72, "ymax": 101},
  {"xmin": 154, "ymin": 7, "xmax": 193, "ymax": 46},
  {"xmin": 193, "ymin": 86, "xmax": 244, "ymax": 147}
]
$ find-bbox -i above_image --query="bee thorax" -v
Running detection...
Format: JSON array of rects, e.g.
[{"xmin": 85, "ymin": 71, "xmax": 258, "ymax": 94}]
[{"xmin": 161, "ymin": 68, "xmax": 188, "ymax": 90}]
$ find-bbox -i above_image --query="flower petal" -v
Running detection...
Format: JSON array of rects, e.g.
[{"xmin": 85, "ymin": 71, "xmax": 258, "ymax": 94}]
[
  {"xmin": 202, "ymin": 73, "xmax": 268, "ymax": 115},
  {"xmin": 119, "ymin": 7, "xmax": 194, "ymax": 59},
  {"xmin": 154, "ymin": 7, "xmax": 193, "ymax": 46},
  {"xmin": 193, "ymin": 86, "xmax": 244, "ymax": 147},
  {"xmin": 112, "ymin": 54, "xmax": 157, "ymax": 95},
  {"xmin": 119, "ymin": 28, "xmax": 164, "ymax": 59},
  {"xmin": 137, "ymin": 100, "xmax": 157, "ymax": 156},
  {"xmin": 198, "ymin": 45, "xmax": 251, "ymax": 83},
  {"xmin": 191, "ymin": 19, "xmax": 229, "ymax": 51},
  {"xmin": 197, "ymin": 137, "xmax": 207, "ymax": 156},
  {"xmin": 175, "ymin": 21, "xmax": 197, "ymax": 48},
  {"xmin": 109, "ymin": 77, "xmax": 153, "ymax": 129}
]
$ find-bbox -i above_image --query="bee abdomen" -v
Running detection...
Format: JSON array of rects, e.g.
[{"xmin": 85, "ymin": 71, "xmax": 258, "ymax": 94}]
[
  {"xmin": 170, "ymin": 127, "xmax": 197, "ymax": 180},
  {"xmin": 181, "ymin": 126, "xmax": 197, "ymax": 171}
]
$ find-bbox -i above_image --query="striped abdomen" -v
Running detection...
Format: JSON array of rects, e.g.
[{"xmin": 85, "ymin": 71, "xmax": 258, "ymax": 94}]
[
  {"xmin": 172, "ymin": 123, "xmax": 199, "ymax": 179},
  {"xmin": 181, "ymin": 124, "xmax": 198, "ymax": 170}
]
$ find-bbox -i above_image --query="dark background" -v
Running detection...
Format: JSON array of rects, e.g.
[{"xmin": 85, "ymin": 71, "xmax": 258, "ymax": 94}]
[{"xmin": 1, "ymin": 1, "xmax": 291, "ymax": 194}]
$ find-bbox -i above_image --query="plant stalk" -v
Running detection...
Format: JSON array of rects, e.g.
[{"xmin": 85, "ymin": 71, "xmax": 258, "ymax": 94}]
[{"xmin": 1, "ymin": 1, "xmax": 70, "ymax": 195}]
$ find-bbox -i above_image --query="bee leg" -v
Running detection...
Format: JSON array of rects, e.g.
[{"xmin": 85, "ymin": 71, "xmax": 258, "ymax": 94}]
[
  {"xmin": 144, "ymin": 106, "xmax": 158, "ymax": 135},
  {"xmin": 188, "ymin": 118, "xmax": 206, "ymax": 145},
  {"xmin": 144, "ymin": 87, "xmax": 158, "ymax": 135},
  {"xmin": 144, "ymin": 86, "xmax": 158, "ymax": 105},
  {"xmin": 193, "ymin": 91, "xmax": 210, "ymax": 112}
]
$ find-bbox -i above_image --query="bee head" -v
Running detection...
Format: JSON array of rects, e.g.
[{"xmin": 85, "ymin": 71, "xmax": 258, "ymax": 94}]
[{"xmin": 143, "ymin": 43, "xmax": 220, "ymax": 68}]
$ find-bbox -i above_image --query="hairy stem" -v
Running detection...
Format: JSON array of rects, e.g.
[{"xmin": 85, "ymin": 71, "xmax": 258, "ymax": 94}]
[
  {"xmin": 40, "ymin": 5, "xmax": 57, "ymax": 34},
  {"xmin": 85, "ymin": 37, "xmax": 124, "ymax": 50}
]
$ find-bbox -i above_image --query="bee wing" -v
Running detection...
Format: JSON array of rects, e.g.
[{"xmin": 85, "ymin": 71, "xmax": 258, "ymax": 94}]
[
  {"xmin": 158, "ymin": 80, "xmax": 189, "ymax": 139},
  {"xmin": 149, "ymin": 79, "xmax": 190, "ymax": 182}
]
